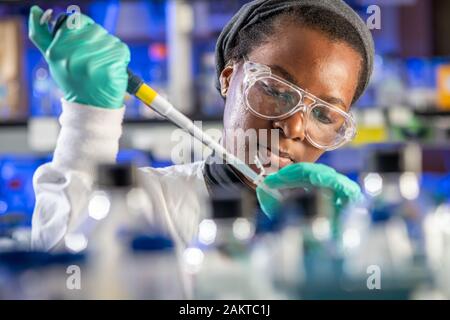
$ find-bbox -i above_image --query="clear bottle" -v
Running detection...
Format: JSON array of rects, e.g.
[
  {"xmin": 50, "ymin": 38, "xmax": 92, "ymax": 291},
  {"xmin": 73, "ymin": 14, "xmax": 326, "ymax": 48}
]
[
  {"xmin": 0, "ymin": 250, "xmax": 85, "ymax": 299},
  {"xmin": 275, "ymin": 189, "xmax": 341, "ymax": 299},
  {"xmin": 423, "ymin": 198, "xmax": 450, "ymax": 298},
  {"xmin": 123, "ymin": 234, "xmax": 186, "ymax": 299},
  {"xmin": 342, "ymin": 144, "xmax": 427, "ymax": 284},
  {"xmin": 64, "ymin": 163, "xmax": 153, "ymax": 299},
  {"xmin": 189, "ymin": 185, "xmax": 258, "ymax": 299}
]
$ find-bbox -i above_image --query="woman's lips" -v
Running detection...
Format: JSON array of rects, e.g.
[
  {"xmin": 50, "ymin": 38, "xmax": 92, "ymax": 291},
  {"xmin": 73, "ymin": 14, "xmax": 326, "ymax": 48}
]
[
  {"xmin": 271, "ymin": 151, "xmax": 293, "ymax": 169},
  {"xmin": 257, "ymin": 145, "xmax": 294, "ymax": 172}
]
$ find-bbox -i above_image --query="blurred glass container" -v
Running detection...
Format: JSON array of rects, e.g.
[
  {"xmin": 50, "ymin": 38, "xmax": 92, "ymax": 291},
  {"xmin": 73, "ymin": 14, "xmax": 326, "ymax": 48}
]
[
  {"xmin": 375, "ymin": 57, "xmax": 406, "ymax": 108},
  {"xmin": 404, "ymin": 58, "xmax": 437, "ymax": 110},
  {"xmin": 0, "ymin": 251, "xmax": 86, "ymax": 299},
  {"xmin": 190, "ymin": 185, "xmax": 258, "ymax": 299},
  {"xmin": 63, "ymin": 163, "xmax": 155, "ymax": 299},
  {"xmin": 123, "ymin": 234, "xmax": 185, "ymax": 299},
  {"xmin": 423, "ymin": 201, "xmax": 450, "ymax": 298},
  {"xmin": 198, "ymin": 52, "xmax": 223, "ymax": 116},
  {"xmin": 277, "ymin": 189, "xmax": 341, "ymax": 299},
  {"xmin": 342, "ymin": 144, "xmax": 431, "ymax": 290}
]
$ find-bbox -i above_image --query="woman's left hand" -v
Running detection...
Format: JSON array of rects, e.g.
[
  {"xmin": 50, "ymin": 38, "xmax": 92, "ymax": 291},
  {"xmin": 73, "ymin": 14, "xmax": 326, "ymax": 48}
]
[{"xmin": 256, "ymin": 162, "xmax": 363, "ymax": 218}]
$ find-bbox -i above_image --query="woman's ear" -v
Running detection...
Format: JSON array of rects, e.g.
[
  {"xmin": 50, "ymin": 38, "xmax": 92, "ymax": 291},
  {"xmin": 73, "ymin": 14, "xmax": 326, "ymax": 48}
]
[{"xmin": 219, "ymin": 63, "xmax": 235, "ymax": 98}]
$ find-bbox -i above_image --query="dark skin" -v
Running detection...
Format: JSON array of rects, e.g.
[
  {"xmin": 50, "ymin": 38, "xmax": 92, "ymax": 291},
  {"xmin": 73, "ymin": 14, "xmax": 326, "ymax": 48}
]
[{"xmin": 219, "ymin": 22, "xmax": 362, "ymax": 189}]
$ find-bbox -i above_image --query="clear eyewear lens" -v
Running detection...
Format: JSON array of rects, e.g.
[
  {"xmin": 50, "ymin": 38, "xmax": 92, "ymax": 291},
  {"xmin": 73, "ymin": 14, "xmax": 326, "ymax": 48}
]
[
  {"xmin": 246, "ymin": 77, "xmax": 301, "ymax": 119},
  {"xmin": 244, "ymin": 73, "xmax": 354, "ymax": 150},
  {"xmin": 306, "ymin": 104, "xmax": 351, "ymax": 148}
]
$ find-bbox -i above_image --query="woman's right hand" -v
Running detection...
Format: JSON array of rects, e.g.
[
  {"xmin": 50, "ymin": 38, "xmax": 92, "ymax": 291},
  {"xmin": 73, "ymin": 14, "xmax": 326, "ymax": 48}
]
[{"xmin": 28, "ymin": 5, "xmax": 130, "ymax": 109}]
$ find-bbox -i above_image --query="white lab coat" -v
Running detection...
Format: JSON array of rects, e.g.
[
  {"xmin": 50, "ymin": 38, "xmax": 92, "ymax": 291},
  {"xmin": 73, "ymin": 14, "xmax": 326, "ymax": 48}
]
[{"xmin": 32, "ymin": 99, "xmax": 209, "ymax": 251}]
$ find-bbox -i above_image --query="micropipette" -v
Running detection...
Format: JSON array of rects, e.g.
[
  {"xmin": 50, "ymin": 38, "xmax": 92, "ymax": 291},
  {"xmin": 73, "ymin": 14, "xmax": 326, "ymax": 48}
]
[{"xmin": 42, "ymin": 10, "xmax": 283, "ymax": 204}]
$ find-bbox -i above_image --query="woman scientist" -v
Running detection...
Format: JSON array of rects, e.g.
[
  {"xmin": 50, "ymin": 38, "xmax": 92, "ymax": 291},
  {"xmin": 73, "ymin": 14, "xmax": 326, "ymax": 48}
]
[{"xmin": 29, "ymin": 0, "xmax": 374, "ymax": 251}]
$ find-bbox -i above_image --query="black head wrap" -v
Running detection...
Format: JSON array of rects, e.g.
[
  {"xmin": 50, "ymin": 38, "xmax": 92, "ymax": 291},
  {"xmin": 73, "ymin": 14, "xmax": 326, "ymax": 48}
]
[{"xmin": 215, "ymin": 0, "xmax": 374, "ymax": 103}]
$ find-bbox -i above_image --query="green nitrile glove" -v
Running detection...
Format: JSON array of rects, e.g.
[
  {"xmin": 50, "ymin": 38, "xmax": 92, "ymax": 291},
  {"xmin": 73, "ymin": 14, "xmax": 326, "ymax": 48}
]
[
  {"xmin": 28, "ymin": 5, "xmax": 130, "ymax": 109},
  {"xmin": 256, "ymin": 162, "xmax": 363, "ymax": 219}
]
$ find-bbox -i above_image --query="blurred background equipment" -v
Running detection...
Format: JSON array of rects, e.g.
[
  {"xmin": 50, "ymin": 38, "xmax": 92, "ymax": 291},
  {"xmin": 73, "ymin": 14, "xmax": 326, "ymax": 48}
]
[{"xmin": 0, "ymin": 17, "xmax": 26, "ymax": 120}]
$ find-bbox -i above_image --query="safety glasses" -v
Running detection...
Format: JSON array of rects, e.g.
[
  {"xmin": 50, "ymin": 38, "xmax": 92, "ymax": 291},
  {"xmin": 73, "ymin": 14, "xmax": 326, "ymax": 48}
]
[{"xmin": 242, "ymin": 60, "xmax": 357, "ymax": 151}]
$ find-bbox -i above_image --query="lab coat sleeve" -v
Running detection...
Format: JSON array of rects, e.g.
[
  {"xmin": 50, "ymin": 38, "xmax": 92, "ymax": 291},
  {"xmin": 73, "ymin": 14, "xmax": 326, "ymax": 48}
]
[{"xmin": 31, "ymin": 99, "xmax": 125, "ymax": 251}]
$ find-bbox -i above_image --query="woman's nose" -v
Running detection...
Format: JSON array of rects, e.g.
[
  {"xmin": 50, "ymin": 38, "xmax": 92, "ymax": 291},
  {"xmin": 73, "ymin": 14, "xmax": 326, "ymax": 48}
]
[{"xmin": 273, "ymin": 110, "xmax": 306, "ymax": 141}]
